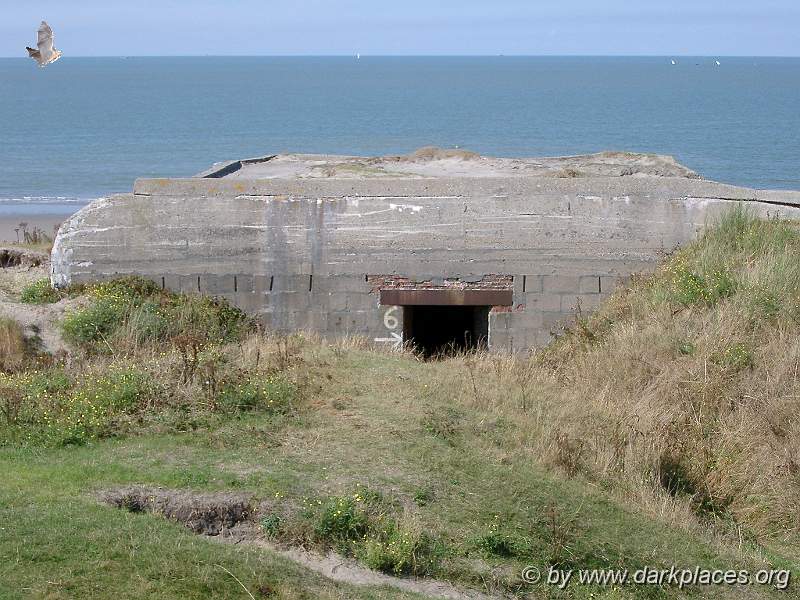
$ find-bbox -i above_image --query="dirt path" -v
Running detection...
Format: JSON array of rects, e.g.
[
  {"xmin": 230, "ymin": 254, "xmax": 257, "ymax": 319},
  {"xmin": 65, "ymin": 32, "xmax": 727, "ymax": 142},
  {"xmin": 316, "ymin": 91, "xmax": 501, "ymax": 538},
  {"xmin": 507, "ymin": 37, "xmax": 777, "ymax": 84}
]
[{"xmin": 245, "ymin": 540, "xmax": 502, "ymax": 600}]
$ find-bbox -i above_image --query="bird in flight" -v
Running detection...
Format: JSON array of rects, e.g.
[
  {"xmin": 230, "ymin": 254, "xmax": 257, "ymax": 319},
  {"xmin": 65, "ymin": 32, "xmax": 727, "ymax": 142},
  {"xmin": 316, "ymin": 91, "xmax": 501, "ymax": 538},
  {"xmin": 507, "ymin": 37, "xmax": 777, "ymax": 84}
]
[{"xmin": 26, "ymin": 21, "xmax": 62, "ymax": 68}]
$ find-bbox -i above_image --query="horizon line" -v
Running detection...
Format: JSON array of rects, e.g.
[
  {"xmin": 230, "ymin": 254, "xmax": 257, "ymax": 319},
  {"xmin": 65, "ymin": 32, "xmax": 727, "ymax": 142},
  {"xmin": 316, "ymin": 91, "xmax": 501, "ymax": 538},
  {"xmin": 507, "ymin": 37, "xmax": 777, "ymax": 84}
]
[{"xmin": 2, "ymin": 53, "xmax": 800, "ymax": 59}]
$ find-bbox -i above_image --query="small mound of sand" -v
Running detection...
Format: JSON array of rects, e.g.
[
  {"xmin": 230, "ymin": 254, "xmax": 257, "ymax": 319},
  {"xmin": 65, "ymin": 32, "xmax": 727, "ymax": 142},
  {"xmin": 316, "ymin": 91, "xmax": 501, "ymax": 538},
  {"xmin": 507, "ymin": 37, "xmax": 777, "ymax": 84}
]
[{"xmin": 403, "ymin": 146, "xmax": 480, "ymax": 162}]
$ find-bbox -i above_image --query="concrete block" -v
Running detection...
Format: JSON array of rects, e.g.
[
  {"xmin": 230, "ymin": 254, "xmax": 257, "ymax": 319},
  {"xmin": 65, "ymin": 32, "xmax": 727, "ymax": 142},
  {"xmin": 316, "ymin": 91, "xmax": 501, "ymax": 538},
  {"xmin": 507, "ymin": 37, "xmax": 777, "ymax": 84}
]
[
  {"xmin": 270, "ymin": 291, "xmax": 311, "ymax": 312},
  {"xmin": 163, "ymin": 275, "xmax": 182, "ymax": 293},
  {"xmin": 253, "ymin": 275, "xmax": 272, "ymax": 294},
  {"xmin": 179, "ymin": 274, "xmax": 202, "ymax": 294},
  {"xmin": 524, "ymin": 293, "xmax": 562, "ymax": 312},
  {"xmin": 273, "ymin": 274, "xmax": 312, "ymax": 292},
  {"xmin": 236, "ymin": 274, "xmax": 255, "ymax": 294},
  {"xmin": 202, "ymin": 274, "xmax": 236, "ymax": 295},
  {"xmin": 346, "ymin": 292, "xmax": 376, "ymax": 311},
  {"xmin": 561, "ymin": 294, "xmax": 603, "ymax": 312},
  {"xmin": 328, "ymin": 311, "xmax": 370, "ymax": 334},
  {"xmin": 599, "ymin": 275, "xmax": 617, "ymax": 294},
  {"xmin": 233, "ymin": 292, "xmax": 264, "ymax": 314},
  {"xmin": 579, "ymin": 275, "xmax": 601, "ymax": 294},
  {"xmin": 328, "ymin": 293, "xmax": 349, "ymax": 312},
  {"xmin": 542, "ymin": 275, "xmax": 581, "ymax": 294},
  {"xmin": 541, "ymin": 311, "xmax": 570, "ymax": 332}
]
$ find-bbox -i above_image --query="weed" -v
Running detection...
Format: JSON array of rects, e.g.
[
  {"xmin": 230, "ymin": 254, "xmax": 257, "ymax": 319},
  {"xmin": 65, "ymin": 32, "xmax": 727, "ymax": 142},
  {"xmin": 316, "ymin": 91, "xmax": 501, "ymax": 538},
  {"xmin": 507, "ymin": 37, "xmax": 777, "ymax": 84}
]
[
  {"xmin": 216, "ymin": 374, "xmax": 296, "ymax": 413},
  {"xmin": 472, "ymin": 516, "xmax": 532, "ymax": 559},
  {"xmin": 20, "ymin": 278, "xmax": 62, "ymax": 304},
  {"xmin": 711, "ymin": 343, "xmax": 754, "ymax": 371},
  {"xmin": 421, "ymin": 407, "xmax": 463, "ymax": 441},
  {"xmin": 260, "ymin": 514, "xmax": 282, "ymax": 538}
]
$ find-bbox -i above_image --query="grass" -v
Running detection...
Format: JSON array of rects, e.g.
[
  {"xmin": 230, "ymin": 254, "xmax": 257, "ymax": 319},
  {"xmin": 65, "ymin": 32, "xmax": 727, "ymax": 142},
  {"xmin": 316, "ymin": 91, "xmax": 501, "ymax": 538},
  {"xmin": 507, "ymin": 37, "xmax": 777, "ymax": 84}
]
[{"xmin": 0, "ymin": 207, "xmax": 799, "ymax": 598}]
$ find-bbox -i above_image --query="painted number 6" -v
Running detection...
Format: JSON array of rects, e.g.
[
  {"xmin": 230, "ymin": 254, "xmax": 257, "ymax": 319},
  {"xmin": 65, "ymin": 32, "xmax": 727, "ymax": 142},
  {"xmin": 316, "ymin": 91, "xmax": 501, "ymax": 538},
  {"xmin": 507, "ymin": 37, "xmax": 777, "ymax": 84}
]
[{"xmin": 383, "ymin": 306, "xmax": 399, "ymax": 331}]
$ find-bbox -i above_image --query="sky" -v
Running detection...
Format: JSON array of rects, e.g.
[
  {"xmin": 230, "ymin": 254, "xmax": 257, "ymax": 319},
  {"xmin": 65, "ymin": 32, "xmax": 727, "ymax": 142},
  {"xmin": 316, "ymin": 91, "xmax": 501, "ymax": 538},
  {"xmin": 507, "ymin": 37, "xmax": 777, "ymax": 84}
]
[{"xmin": 1, "ymin": 0, "xmax": 799, "ymax": 57}]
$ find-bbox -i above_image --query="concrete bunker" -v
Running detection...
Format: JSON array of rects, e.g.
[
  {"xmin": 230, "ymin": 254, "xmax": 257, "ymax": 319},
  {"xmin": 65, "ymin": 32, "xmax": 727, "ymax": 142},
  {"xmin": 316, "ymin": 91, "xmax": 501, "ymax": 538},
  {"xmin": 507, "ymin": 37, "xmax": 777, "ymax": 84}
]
[{"xmin": 49, "ymin": 150, "xmax": 800, "ymax": 353}]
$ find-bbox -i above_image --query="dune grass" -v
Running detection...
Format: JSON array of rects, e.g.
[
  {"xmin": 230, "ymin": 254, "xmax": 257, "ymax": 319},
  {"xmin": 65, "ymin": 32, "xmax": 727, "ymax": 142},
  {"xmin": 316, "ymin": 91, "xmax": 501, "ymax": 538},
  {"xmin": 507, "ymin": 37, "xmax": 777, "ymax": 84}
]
[{"xmin": 0, "ymin": 316, "xmax": 28, "ymax": 374}]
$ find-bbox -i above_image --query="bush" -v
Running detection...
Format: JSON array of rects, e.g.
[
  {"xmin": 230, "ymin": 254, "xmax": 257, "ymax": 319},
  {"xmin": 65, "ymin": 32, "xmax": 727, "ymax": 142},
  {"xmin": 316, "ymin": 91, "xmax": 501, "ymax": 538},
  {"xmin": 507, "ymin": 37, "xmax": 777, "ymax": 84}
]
[
  {"xmin": 314, "ymin": 494, "xmax": 371, "ymax": 547},
  {"xmin": 61, "ymin": 276, "xmax": 250, "ymax": 353},
  {"xmin": 362, "ymin": 522, "xmax": 439, "ymax": 576},
  {"xmin": 20, "ymin": 279, "xmax": 62, "ymax": 304},
  {"xmin": 62, "ymin": 298, "xmax": 126, "ymax": 347}
]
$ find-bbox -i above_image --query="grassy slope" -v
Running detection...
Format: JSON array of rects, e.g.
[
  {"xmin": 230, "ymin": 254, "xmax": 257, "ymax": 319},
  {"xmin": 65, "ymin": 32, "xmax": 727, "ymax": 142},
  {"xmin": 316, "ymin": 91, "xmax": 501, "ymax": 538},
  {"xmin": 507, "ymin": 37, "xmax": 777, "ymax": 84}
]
[{"xmin": 1, "ymin": 208, "xmax": 799, "ymax": 599}]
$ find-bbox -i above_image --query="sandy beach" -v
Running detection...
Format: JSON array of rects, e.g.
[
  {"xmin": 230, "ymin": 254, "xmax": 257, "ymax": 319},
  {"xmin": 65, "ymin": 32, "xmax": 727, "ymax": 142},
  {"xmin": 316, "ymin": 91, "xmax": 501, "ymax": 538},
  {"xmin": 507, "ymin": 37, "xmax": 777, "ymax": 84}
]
[{"xmin": 0, "ymin": 208, "xmax": 80, "ymax": 244}]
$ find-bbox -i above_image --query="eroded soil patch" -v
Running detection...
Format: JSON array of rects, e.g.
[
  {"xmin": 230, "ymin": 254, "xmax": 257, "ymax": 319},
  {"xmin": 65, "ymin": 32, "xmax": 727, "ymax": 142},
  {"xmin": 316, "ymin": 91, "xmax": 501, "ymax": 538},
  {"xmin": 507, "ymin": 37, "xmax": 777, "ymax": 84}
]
[
  {"xmin": 102, "ymin": 487, "xmax": 500, "ymax": 600},
  {"xmin": 102, "ymin": 487, "xmax": 256, "ymax": 537}
]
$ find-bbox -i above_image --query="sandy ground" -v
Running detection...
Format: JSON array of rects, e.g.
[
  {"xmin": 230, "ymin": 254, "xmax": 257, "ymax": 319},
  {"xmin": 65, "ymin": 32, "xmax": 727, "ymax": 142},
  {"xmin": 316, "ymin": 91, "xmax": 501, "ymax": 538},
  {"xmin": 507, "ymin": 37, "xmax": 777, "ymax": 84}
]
[
  {"xmin": 0, "ymin": 214, "xmax": 72, "ymax": 244},
  {"xmin": 221, "ymin": 148, "xmax": 700, "ymax": 180},
  {"xmin": 0, "ymin": 255, "xmax": 78, "ymax": 354}
]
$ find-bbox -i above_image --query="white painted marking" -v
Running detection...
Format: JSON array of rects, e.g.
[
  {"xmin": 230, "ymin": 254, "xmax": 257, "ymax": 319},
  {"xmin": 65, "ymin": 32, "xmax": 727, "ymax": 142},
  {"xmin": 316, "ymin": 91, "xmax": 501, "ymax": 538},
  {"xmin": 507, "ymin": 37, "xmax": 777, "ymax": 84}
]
[{"xmin": 374, "ymin": 331, "xmax": 403, "ymax": 350}]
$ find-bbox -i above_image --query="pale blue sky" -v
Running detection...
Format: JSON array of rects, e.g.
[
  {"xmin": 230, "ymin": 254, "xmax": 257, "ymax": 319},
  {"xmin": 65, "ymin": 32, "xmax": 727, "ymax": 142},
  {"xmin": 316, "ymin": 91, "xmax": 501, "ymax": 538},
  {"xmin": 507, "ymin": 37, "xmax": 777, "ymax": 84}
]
[{"xmin": 2, "ymin": 0, "xmax": 799, "ymax": 57}]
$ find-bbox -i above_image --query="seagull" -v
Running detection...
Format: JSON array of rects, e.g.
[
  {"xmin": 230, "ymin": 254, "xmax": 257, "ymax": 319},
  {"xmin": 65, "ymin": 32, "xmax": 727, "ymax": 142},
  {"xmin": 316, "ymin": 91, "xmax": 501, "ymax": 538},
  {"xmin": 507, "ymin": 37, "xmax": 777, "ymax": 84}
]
[
  {"xmin": 26, "ymin": 21, "xmax": 62, "ymax": 68},
  {"xmin": 715, "ymin": 60, "xmax": 721, "ymax": 66}
]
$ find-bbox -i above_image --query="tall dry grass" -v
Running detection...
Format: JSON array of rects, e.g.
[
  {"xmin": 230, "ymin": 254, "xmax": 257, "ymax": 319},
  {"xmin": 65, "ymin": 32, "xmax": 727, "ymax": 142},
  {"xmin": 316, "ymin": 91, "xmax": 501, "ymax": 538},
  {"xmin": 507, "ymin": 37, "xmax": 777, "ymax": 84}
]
[
  {"xmin": 429, "ymin": 207, "xmax": 800, "ymax": 540},
  {"xmin": 0, "ymin": 316, "xmax": 28, "ymax": 373}
]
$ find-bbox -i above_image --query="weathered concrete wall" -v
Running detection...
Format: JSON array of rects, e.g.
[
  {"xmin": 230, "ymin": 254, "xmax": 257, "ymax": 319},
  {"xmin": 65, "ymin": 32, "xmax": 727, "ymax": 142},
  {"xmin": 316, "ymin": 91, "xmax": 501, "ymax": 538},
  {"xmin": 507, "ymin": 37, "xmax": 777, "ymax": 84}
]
[{"xmin": 51, "ymin": 175, "xmax": 800, "ymax": 351}]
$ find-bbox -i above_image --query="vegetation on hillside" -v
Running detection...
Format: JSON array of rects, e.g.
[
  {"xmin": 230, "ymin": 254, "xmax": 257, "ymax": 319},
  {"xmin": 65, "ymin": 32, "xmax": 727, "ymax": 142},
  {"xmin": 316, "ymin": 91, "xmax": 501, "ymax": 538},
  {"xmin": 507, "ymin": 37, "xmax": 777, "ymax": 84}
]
[{"xmin": 1, "ymin": 207, "xmax": 798, "ymax": 599}]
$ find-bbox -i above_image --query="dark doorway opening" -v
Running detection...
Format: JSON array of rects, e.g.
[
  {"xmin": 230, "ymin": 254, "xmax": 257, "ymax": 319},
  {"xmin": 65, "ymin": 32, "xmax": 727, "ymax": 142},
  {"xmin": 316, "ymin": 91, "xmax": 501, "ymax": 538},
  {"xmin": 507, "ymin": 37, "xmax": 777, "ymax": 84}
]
[{"xmin": 403, "ymin": 305, "xmax": 490, "ymax": 357}]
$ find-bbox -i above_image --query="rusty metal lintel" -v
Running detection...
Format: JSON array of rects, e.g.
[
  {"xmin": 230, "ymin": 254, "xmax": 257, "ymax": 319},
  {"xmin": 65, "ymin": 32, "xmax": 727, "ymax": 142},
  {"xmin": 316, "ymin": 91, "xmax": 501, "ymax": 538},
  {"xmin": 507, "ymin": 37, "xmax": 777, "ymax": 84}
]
[{"xmin": 379, "ymin": 289, "xmax": 513, "ymax": 306}]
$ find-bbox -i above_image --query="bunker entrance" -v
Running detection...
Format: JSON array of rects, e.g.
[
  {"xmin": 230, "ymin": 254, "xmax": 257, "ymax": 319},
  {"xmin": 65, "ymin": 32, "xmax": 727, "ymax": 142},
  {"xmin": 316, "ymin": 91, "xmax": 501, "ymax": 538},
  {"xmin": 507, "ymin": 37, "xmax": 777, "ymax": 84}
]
[
  {"xmin": 403, "ymin": 305, "xmax": 490, "ymax": 357},
  {"xmin": 380, "ymin": 288, "xmax": 513, "ymax": 358}
]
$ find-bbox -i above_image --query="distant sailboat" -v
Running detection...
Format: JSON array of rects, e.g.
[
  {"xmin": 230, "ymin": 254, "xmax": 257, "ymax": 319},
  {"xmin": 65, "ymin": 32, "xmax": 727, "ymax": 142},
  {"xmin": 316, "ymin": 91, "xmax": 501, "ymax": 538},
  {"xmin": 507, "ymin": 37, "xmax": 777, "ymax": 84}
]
[
  {"xmin": 715, "ymin": 60, "xmax": 721, "ymax": 66},
  {"xmin": 356, "ymin": 53, "xmax": 361, "ymax": 60},
  {"xmin": 671, "ymin": 59, "xmax": 676, "ymax": 65}
]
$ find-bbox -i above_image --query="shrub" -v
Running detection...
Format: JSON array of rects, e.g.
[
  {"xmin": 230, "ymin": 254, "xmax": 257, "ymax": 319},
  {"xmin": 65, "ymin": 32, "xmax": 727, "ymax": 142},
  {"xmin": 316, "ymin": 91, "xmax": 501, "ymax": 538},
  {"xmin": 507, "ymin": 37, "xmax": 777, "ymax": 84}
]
[
  {"xmin": 362, "ymin": 521, "xmax": 439, "ymax": 576},
  {"xmin": 20, "ymin": 279, "xmax": 62, "ymax": 304},
  {"xmin": 61, "ymin": 276, "xmax": 250, "ymax": 352},
  {"xmin": 314, "ymin": 495, "xmax": 371, "ymax": 547},
  {"xmin": 660, "ymin": 256, "xmax": 737, "ymax": 307},
  {"xmin": 471, "ymin": 514, "xmax": 532, "ymax": 559},
  {"xmin": 62, "ymin": 298, "xmax": 126, "ymax": 348}
]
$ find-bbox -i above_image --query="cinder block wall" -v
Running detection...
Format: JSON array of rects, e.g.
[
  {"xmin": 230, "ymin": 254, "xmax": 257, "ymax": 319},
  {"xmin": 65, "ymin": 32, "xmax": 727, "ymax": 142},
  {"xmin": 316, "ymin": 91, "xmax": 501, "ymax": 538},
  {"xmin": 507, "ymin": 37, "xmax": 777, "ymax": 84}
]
[{"xmin": 51, "ymin": 177, "xmax": 800, "ymax": 352}]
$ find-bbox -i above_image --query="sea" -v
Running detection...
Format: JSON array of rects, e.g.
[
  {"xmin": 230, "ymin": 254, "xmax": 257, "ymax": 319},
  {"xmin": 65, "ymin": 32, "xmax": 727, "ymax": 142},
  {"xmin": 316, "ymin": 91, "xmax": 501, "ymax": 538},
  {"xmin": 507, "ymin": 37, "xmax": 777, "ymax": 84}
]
[{"xmin": 1, "ymin": 56, "xmax": 799, "ymax": 217}]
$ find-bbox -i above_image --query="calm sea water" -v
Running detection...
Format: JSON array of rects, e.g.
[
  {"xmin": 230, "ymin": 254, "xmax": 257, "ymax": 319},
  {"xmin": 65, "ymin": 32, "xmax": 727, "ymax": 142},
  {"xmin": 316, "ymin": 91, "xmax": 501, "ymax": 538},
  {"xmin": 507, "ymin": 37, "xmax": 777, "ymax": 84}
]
[{"xmin": 1, "ymin": 56, "xmax": 799, "ymax": 211}]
